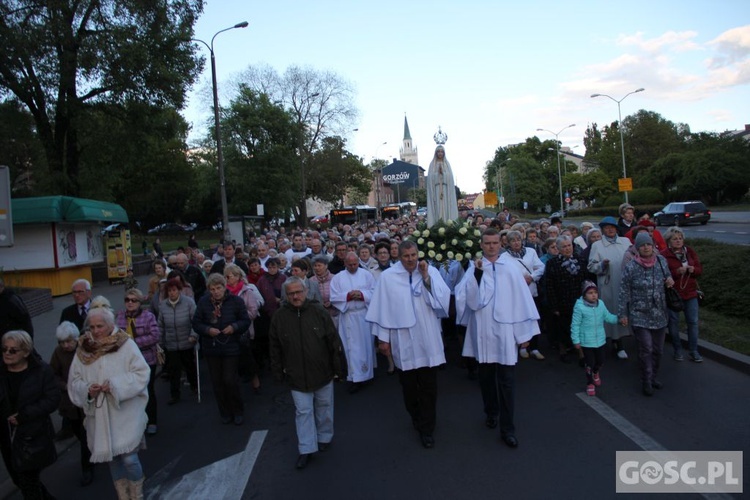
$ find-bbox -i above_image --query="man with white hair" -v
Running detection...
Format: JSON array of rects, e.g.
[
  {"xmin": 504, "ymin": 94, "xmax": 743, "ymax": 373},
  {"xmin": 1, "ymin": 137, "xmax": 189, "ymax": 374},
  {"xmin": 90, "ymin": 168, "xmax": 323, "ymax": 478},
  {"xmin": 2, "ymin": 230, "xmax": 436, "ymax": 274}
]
[
  {"xmin": 331, "ymin": 252, "xmax": 376, "ymax": 393},
  {"xmin": 59, "ymin": 278, "xmax": 92, "ymax": 331}
]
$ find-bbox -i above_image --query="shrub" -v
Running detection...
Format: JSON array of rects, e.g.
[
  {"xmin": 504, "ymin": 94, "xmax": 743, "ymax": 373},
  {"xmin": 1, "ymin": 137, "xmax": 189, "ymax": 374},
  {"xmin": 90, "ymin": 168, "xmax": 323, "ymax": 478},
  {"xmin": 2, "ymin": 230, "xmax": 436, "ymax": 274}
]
[{"xmin": 687, "ymin": 238, "xmax": 750, "ymax": 319}]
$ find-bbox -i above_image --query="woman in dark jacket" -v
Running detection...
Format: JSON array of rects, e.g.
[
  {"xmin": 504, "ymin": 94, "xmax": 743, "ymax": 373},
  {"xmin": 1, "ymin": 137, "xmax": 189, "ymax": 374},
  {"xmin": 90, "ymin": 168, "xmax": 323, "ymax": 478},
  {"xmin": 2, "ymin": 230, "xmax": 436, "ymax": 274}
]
[
  {"xmin": 0, "ymin": 330, "xmax": 60, "ymax": 499},
  {"xmin": 544, "ymin": 235, "xmax": 586, "ymax": 363},
  {"xmin": 661, "ymin": 227, "xmax": 704, "ymax": 363},
  {"xmin": 192, "ymin": 274, "xmax": 251, "ymax": 425}
]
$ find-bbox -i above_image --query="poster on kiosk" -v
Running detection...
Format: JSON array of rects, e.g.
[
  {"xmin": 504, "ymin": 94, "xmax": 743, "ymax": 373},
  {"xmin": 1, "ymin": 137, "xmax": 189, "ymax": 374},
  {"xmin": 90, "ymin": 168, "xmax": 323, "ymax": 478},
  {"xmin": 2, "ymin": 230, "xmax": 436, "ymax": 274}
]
[{"xmin": 105, "ymin": 229, "xmax": 132, "ymax": 283}]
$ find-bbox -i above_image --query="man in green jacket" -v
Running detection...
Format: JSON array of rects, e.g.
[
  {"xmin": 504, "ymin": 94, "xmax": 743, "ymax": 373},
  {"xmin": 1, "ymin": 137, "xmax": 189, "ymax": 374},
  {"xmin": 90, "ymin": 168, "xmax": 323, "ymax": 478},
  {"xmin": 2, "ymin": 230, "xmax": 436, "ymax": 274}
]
[{"xmin": 269, "ymin": 277, "xmax": 344, "ymax": 470}]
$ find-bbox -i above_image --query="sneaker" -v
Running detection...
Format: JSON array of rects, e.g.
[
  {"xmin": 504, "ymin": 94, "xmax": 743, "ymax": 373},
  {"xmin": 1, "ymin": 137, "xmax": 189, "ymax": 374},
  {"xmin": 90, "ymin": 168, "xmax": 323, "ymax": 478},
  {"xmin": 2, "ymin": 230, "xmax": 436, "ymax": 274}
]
[
  {"xmin": 586, "ymin": 384, "xmax": 596, "ymax": 396},
  {"xmin": 617, "ymin": 349, "xmax": 628, "ymax": 360},
  {"xmin": 592, "ymin": 372, "xmax": 601, "ymax": 386},
  {"xmin": 531, "ymin": 349, "xmax": 545, "ymax": 360},
  {"xmin": 690, "ymin": 352, "xmax": 703, "ymax": 363},
  {"xmin": 146, "ymin": 425, "xmax": 157, "ymax": 435},
  {"xmin": 673, "ymin": 352, "xmax": 684, "ymax": 362},
  {"xmin": 519, "ymin": 348, "xmax": 529, "ymax": 359}
]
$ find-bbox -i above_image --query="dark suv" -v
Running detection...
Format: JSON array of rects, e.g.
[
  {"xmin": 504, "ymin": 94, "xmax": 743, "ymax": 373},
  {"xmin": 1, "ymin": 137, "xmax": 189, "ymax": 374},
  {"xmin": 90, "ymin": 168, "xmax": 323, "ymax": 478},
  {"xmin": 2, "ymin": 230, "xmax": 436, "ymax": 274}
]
[{"xmin": 654, "ymin": 201, "xmax": 711, "ymax": 227}]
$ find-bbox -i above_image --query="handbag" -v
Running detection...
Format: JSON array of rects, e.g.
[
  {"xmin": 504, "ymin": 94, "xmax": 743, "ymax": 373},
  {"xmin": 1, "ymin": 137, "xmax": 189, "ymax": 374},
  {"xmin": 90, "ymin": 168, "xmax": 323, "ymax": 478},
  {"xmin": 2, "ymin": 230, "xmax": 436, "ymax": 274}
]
[
  {"xmin": 696, "ymin": 287, "xmax": 705, "ymax": 306},
  {"xmin": 156, "ymin": 344, "xmax": 166, "ymax": 366},
  {"xmin": 659, "ymin": 261, "xmax": 683, "ymax": 312},
  {"xmin": 11, "ymin": 418, "xmax": 58, "ymax": 472}
]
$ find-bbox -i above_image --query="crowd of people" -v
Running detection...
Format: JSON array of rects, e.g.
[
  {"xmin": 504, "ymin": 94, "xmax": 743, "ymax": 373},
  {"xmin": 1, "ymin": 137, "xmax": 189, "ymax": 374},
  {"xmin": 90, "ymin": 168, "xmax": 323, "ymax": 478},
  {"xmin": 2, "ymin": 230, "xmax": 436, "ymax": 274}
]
[{"xmin": 0, "ymin": 201, "xmax": 709, "ymax": 496}]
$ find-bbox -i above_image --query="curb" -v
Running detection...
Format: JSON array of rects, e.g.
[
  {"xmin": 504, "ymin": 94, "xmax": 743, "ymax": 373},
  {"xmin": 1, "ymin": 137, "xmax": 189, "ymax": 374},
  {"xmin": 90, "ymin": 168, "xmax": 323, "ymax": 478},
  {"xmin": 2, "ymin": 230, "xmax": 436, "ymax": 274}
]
[{"xmin": 691, "ymin": 334, "xmax": 750, "ymax": 376}]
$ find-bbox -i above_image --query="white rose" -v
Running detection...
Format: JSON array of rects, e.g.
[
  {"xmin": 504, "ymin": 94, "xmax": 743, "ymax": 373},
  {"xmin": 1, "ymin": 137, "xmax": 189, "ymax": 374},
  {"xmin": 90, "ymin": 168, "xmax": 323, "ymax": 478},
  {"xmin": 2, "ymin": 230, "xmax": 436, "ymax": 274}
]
[
  {"xmin": 465, "ymin": 240, "xmax": 473, "ymax": 248},
  {"xmin": 418, "ymin": 251, "xmax": 425, "ymax": 258},
  {"xmin": 435, "ymin": 253, "xmax": 443, "ymax": 261},
  {"xmin": 459, "ymin": 227, "xmax": 467, "ymax": 235},
  {"xmin": 440, "ymin": 243, "xmax": 446, "ymax": 250},
  {"xmin": 417, "ymin": 238, "xmax": 424, "ymax": 245},
  {"xmin": 455, "ymin": 253, "xmax": 463, "ymax": 261},
  {"xmin": 412, "ymin": 230, "xmax": 420, "ymax": 237},
  {"xmin": 474, "ymin": 229, "xmax": 481, "ymax": 237},
  {"xmin": 452, "ymin": 239, "xmax": 458, "ymax": 246},
  {"xmin": 438, "ymin": 227, "xmax": 445, "ymax": 236},
  {"xmin": 447, "ymin": 251, "xmax": 455, "ymax": 259},
  {"xmin": 428, "ymin": 250, "xmax": 436, "ymax": 258},
  {"xmin": 475, "ymin": 251, "xmax": 483, "ymax": 258},
  {"xmin": 465, "ymin": 252, "xmax": 472, "ymax": 260},
  {"xmin": 422, "ymin": 230, "xmax": 430, "ymax": 237},
  {"xmin": 427, "ymin": 241, "xmax": 435, "ymax": 249}
]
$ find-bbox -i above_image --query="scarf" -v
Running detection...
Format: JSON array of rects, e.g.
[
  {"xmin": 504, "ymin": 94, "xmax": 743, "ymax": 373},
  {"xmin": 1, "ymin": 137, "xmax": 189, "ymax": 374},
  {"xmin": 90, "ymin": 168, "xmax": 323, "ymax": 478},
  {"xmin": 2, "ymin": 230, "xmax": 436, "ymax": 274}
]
[
  {"xmin": 634, "ymin": 253, "xmax": 657, "ymax": 268},
  {"xmin": 559, "ymin": 255, "xmax": 581, "ymax": 276},
  {"xmin": 671, "ymin": 247, "xmax": 688, "ymax": 265},
  {"xmin": 604, "ymin": 235, "xmax": 619, "ymax": 244},
  {"xmin": 226, "ymin": 281, "xmax": 243, "ymax": 296},
  {"xmin": 507, "ymin": 247, "xmax": 526, "ymax": 259},
  {"xmin": 76, "ymin": 329, "xmax": 130, "ymax": 365},
  {"xmin": 211, "ymin": 293, "xmax": 226, "ymax": 321},
  {"xmin": 124, "ymin": 309, "xmax": 141, "ymax": 339}
]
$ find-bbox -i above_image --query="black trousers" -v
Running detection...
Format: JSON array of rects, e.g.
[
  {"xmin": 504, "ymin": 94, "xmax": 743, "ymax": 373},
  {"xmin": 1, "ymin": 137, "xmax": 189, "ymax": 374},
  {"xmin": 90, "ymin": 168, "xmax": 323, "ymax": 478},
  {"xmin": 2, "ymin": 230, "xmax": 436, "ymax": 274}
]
[
  {"xmin": 398, "ymin": 366, "xmax": 438, "ymax": 436},
  {"xmin": 166, "ymin": 348, "xmax": 198, "ymax": 397},
  {"xmin": 206, "ymin": 355, "xmax": 243, "ymax": 417},
  {"xmin": 582, "ymin": 346, "xmax": 605, "ymax": 384},
  {"xmin": 65, "ymin": 413, "xmax": 91, "ymax": 469},
  {"xmin": 146, "ymin": 364, "xmax": 158, "ymax": 425},
  {"xmin": 478, "ymin": 363, "xmax": 516, "ymax": 436}
]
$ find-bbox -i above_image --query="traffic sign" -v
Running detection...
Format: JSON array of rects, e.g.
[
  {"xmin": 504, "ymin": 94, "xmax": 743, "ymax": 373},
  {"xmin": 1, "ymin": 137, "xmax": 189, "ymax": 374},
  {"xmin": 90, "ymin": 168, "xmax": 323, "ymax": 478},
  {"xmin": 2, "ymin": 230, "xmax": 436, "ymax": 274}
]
[
  {"xmin": 565, "ymin": 197, "xmax": 571, "ymax": 204},
  {"xmin": 618, "ymin": 178, "xmax": 633, "ymax": 192}
]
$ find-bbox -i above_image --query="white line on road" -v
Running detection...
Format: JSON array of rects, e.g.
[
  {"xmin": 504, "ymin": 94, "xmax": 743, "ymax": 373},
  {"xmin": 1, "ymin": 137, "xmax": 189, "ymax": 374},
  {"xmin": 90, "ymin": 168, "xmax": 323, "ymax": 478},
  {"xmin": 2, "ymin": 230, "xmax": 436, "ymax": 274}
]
[
  {"xmin": 147, "ymin": 430, "xmax": 268, "ymax": 500},
  {"xmin": 576, "ymin": 394, "xmax": 735, "ymax": 499}
]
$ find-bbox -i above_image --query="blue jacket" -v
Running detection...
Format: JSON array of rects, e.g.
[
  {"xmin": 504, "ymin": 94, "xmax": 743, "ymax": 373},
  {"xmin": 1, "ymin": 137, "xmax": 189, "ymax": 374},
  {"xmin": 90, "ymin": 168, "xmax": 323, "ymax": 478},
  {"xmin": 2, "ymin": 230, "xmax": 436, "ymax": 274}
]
[{"xmin": 570, "ymin": 298, "xmax": 618, "ymax": 348}]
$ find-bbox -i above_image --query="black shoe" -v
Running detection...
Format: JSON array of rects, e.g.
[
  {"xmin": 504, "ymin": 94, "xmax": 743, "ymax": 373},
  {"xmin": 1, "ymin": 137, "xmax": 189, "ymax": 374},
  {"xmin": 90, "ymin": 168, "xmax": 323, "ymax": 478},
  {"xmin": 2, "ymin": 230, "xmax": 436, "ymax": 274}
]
[
  {"xmin": 502, "ymin": 434, "xmax": 519, "ymax": 448},
  {"xmin": 652, "ymin": 380, "xmax": 663, "ymax": 390},
  {"xmin": 296, "ymin": 454, "xmax": 310, "ymax": 469},
  {"xmin": 485, "ymin": 416, "xmax": 499, "ymax": 429},
  {"xmin": 234, "ymin": 415, "xmax": 244, "ymax": 426},
  {"xmin": 168, "ymin": 396, "xmax": 180, "ymax": 405},
  {"xmin": 420, "ymin": 434, "xmax": 435, "ymax": 449},
  {"xmin": 318, "ymin": 442, "xmax": 331, "ymax": 452},
  {"xmin": 80, "ymin": 467, "xmax": 94, "ymax": 487},
  {"xmin": 348, "ymin": 382, "xmax": 361, "ymax": 394},
  {"xmin": 642, "ymin": 382, "xmax": 654, "ymax": 396}
]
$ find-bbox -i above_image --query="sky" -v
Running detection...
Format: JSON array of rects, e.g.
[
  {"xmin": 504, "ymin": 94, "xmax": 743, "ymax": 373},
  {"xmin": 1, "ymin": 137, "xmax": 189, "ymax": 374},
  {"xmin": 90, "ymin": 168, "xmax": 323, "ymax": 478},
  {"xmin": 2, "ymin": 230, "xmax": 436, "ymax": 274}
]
[{"xmin": 183, "ymin": 0, "xmax": 750, "ymax": 194}]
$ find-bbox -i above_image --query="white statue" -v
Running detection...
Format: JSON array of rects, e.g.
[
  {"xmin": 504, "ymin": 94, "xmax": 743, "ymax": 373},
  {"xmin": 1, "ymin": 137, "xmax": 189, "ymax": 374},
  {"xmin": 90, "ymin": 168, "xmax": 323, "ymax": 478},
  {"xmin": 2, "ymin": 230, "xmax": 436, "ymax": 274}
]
[{"xmin": 426, "ymin": 136, "xmax": 458, "ymax": 227}]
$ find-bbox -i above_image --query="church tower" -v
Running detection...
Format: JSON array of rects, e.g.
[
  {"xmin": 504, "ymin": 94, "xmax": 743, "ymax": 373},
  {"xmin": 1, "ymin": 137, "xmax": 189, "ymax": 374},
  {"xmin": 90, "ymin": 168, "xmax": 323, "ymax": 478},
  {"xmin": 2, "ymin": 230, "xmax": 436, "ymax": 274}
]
[{"xmin": 399, "ymin": 115, "xmax": 418, "ymax": 165}]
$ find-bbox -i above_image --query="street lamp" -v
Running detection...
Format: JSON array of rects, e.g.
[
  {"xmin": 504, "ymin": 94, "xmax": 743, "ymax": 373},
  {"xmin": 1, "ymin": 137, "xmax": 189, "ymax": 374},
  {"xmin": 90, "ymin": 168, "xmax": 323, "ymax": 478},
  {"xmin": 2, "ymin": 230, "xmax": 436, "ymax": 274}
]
[
  {"xmin": 537, "ymin": 124, "xmax": 575, "ymax": 214},
  {"xmin": 590, "ymin": 88, "xmax": 645, "ymax": 204},
  {"xmin": 372, "ymin": 141, "xmax": 387, "ymax": 212},
  {"xmin": 298, "ymin": 92, "xmax": 320, "ymax": 228},
  {"xmin": 192, "ymin": 21, "xmax": 249, "ymax": 242},
  {"xmin": 495, "ymin": 158, "xmax": 511, "ymax": 210}
]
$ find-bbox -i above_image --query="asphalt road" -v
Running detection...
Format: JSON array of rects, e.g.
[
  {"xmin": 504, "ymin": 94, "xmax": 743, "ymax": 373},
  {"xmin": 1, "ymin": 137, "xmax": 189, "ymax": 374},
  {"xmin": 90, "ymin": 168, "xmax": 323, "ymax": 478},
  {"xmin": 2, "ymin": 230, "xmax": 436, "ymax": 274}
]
[{"xmin": 3, "ymin": 279, "xmax": 748, "ymax": 499}]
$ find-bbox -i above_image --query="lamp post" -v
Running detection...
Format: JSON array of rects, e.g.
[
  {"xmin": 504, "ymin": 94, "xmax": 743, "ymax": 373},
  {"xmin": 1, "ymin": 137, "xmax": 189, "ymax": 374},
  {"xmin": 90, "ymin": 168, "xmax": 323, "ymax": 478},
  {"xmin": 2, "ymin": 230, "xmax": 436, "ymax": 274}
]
[
  {"xmin": 372, "ymin": 141, "xmax": 387, "ymax": 213},
  {"xmin": 537, "ymin": 124, "xmax": 575, "ymax": 214},
  {"xmin": 298, "ymin": 93, "xmax": 320, "ymax": 228},
  {"xmin": 590, "ymin": 88, "xmax": 644, "ymax": 204},
  {"xmin": 495, "ymin": 158, "xmax": 511, "ymax": 210},
  {"xmin": 192, "ymin": 21, "xmax": 249, "ymax": 242}
]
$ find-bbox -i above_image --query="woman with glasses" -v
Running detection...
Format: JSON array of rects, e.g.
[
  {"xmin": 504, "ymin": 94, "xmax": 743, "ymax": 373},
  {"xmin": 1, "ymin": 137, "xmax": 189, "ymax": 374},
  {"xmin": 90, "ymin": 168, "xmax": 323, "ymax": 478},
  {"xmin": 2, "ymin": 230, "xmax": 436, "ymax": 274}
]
[
  {"xmin": 69, "ymin": 307, "xmax": 149, "ymax": 499},
  {"xmin": 0, "ymin": 330, "xmax": 60, "ymax": 499},
  {"xmin": 115, "ymin": 289, "xmax": 160, "ymax": 435}
]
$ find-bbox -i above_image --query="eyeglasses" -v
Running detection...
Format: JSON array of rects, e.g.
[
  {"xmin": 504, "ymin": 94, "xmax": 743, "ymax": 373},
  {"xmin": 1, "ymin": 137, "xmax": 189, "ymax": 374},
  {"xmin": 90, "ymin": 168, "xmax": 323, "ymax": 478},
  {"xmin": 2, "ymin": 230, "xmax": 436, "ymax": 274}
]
[
  {"xmin": 2, "ymin": 347, "xmax": 22, "ymax": 354},
  {"xmin": 72, "ymin": 290, "xmax": 87, "ymax": 295},
  {"xmin": 124, "ymin": 297, "xmax": 140, "ymax": 304}
]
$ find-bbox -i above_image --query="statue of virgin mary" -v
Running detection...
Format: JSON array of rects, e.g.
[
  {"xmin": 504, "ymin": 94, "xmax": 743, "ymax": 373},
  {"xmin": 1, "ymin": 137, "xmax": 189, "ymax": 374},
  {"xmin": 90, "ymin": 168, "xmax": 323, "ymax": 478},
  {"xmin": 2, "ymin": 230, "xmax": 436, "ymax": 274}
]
[{"xmin": 426, "ymin": 127, "xmax": 458, "ymax": 226}]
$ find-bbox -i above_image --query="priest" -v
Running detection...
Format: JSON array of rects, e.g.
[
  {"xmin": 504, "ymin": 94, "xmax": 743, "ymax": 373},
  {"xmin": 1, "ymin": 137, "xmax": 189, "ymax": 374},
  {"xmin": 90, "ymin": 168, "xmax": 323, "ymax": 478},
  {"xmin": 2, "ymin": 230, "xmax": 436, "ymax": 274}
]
[
  {"xmin": 366, "ymin": 240, "xmax": 450, "ymax": 449},
  {"xmin": 455, "ymin": 228, "xmax": 540, "ymax": 449},
  {"xmin": 330, "ymin": 253, "xmax": 376, "ymax": 393}
]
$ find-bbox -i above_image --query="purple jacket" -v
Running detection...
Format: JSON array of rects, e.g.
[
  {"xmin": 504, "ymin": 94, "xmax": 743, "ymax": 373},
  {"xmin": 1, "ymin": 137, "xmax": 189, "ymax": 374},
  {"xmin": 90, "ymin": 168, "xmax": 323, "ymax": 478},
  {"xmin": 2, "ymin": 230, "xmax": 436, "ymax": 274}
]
[{"xmin": 116, "ymin": 309, "xmax": 160, "ymax": 366}]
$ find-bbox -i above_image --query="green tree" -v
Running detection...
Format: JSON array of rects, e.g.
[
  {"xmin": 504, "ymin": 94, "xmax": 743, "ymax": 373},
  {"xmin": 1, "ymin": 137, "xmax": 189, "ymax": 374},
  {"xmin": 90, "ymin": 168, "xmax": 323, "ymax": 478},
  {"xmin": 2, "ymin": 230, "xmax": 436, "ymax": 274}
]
[
  {"xmin": 0, "ymin": 99, "xmax": 46, "ymax": 195},
  {"xmin": 238, "ymin": 64, "xmax": 358, "ymax": 224},
  {"xmin": 307, "ymin": 136, "xmax": 371, "ymax": 208},
  {"xmin": 0, "ymin": 0, "xmax": 204, "ymax": 195}
]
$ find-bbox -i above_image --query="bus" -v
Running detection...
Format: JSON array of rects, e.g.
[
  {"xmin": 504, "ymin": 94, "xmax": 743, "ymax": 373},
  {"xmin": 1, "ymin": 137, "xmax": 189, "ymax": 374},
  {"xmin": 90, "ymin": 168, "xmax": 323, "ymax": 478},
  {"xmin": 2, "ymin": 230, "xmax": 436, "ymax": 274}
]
[
  {"xmin": 330, "ymin": 205, "xmax": 378, "ymax": 225},
  {"xmin": 380, "ymin": 202, "xmax": 416, "ymax": 220}
]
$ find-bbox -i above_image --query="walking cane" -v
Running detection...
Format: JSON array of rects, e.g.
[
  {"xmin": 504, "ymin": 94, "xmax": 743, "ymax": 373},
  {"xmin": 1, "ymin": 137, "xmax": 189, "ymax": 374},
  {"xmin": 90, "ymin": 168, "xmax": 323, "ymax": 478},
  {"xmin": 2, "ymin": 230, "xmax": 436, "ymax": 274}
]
[{"xmin": 194, "ymin": 342, "xmax": 201, "ymax": 403}]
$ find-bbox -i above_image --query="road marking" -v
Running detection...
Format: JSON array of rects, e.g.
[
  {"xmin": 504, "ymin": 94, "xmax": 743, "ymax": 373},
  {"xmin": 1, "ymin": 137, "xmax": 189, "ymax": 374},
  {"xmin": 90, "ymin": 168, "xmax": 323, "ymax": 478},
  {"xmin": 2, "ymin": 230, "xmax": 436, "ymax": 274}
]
[
  {"xmin": 146, "ymin": 430, "xmax": 268, "ymax": 500},
  {"xmin": 576, "ymin": 394, "xmax": 734, "ymax": 499}
]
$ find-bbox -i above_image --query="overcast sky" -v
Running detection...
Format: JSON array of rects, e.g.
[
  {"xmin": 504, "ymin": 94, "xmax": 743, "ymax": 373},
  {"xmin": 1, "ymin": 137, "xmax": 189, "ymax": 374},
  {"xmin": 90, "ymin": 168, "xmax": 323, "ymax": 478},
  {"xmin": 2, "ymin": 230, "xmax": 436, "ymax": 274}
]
[{"xmin": 183, "ymin": 0, "xmax": 750, "ymax": 193}]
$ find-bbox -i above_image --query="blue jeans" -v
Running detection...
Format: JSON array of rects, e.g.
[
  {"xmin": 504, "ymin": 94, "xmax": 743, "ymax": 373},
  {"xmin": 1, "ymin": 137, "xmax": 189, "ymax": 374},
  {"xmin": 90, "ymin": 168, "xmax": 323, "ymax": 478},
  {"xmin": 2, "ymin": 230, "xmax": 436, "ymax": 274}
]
[
  {"xmin": 291, "ymin": 381, "xmax": 334, "ymax": 454},
  {"xmin": 668, "ymin": 297, "xmax": 699, "ymax": 355},
  {"xmin": 108, "ymin": 450, "xmax": 143, "ymax": 482}
]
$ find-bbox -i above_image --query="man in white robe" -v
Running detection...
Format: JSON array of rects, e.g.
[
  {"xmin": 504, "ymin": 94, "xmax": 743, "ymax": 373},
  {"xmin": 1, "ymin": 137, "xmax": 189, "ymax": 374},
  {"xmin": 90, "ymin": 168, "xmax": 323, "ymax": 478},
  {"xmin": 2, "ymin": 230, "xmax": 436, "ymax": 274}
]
[
  {"xmin": 331, "ymin": 253, "xmax": 376, "ymax": 393},
  {"xmin": 455, "ymin": 228, "xmax": 540, "ymax": 449},
  {"xmin": 366, "ymin": 241, "xmax": 450, "ymax": 449}
]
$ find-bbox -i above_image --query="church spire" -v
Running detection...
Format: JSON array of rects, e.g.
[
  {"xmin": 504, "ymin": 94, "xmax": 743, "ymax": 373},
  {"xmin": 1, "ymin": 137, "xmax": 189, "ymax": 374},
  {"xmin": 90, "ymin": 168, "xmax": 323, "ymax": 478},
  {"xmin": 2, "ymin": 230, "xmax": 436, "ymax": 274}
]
[
  {"xmin": 399, "ymin": 114, "xmax": 418, "ymax": 165},
  {"xmin": 403, "ymin": 115, "xmax": 412, "ymax": 141}
]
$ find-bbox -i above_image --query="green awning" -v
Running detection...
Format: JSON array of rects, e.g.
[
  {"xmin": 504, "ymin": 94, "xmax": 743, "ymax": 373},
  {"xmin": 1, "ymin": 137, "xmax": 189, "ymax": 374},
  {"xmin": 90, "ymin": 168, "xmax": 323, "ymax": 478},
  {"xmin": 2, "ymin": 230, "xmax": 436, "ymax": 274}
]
[{"xmin": 11, "ymin": 196, "xmax": 129, "ymax": 224}]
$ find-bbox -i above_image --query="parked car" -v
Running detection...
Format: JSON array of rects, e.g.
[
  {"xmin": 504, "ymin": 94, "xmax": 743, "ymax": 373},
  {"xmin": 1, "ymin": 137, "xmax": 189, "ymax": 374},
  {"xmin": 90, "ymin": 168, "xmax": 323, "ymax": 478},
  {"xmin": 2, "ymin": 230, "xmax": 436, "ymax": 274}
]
[
  {"xmin": 310, "ymin": 214, "xmax": 329, "ymax": 225},
  {"xmin": 147, "ymin": 223, "xmax": 189, "ymax": 234},
  {"xmin": 654, "ymin": 201, "xmax": 711, "ymax": 227},
  {"xmin": 416, "ymin": 207, "xmax": 427, "ymax": 217}
]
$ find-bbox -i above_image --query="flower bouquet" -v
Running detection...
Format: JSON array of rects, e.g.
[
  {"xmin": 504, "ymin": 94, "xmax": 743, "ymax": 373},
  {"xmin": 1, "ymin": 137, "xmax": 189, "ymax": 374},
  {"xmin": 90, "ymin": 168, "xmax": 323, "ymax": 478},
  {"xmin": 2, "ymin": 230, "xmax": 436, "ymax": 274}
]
[{"xmin": 408, "ymin": 219, "xmax": 483, "ymax": 267}]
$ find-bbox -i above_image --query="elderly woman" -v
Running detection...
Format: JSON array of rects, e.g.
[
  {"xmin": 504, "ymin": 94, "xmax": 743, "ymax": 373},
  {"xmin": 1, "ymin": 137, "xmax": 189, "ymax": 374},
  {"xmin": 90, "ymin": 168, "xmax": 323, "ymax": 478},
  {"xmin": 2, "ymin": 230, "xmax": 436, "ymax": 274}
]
[
  {"xmin": 544, "ymin": 235, "xmax": 586, "ymax": 363},
  {"xmin": 661, "ymin": 227, "xmax": 704, "ymax": 363},
  {"xmin": 50, "ymin": 321, "xmax": 93, "ymax": 486},
  {"xmin": 115, "ymin": 288, "xmax": 160, "ymax": 435},
  {"xmin": 502, "ymin": 230, "xmax": 546, "ymax": 360},
  {"xmin": 192, "ymin": 274, "xmax": 251, "ymax": 425},
  {"xmin": 357, "ymin": 244, "xmax": 378, "ymax": 271},
  {"xmin": 224, "ymin": 264, "xmax": 262, "ymax": 393},
  {"xmin": 617, "ymin": 203, "xmax": 636, "ymax": 237},
  {"xmin": 619, "ymin": 233, "xmax": 674, "ymax": 396},
  {"xmin": 588, "ymin": 216, "xmax": 631, "ymax": 359},
  {"xmin": 69, "ymin": 308, "xmax": 149, "ymax": 499},
  {"xmin": 147, "ymin": 259, "xmax": 168, "ymax": 302},
  {"xmin": 579, "ymin": 228, "xmax": 602, "ymax": 284},
  {"xmin": 0, "ymin": 330, "xmax": 60, "ymax": 499},
  {"xmin": 158, "ymin": 277, "xmax": 198, "ymax": 405}
]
